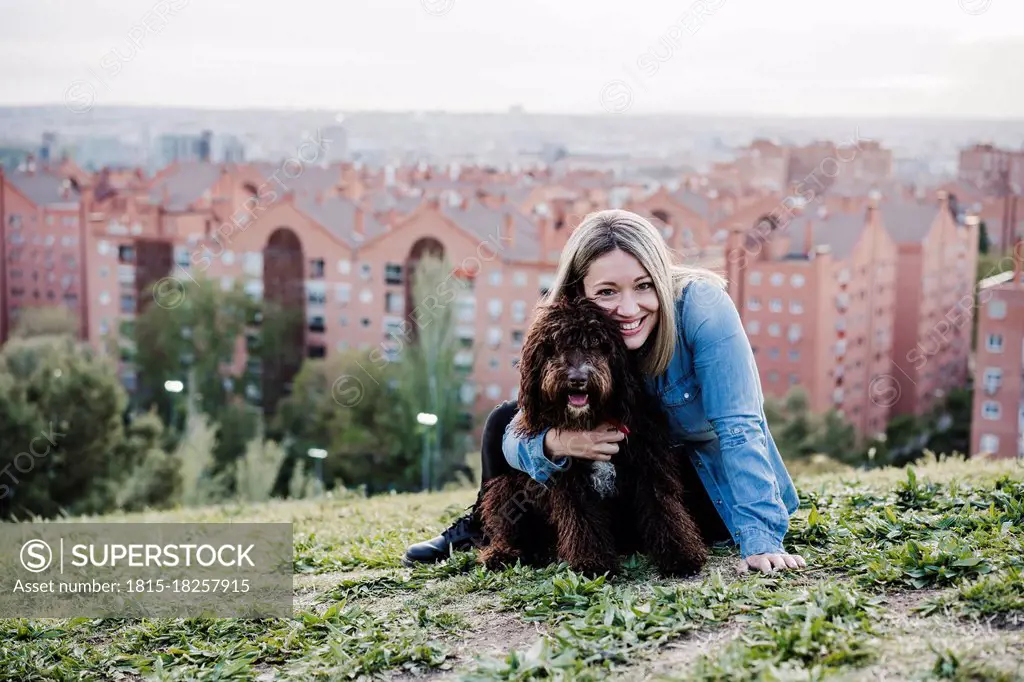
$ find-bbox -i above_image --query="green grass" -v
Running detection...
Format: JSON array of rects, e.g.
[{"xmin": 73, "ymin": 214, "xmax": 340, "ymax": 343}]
[{"xmin": 2, "ymin": 454, "xmax": 1022, "ymax": 681}]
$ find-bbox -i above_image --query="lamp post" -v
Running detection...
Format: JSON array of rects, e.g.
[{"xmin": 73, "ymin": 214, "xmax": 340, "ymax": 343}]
[
  {"xmin": 164, "ymin": 379, "xmax": 184, "ymax": 431},
  {"xmin": 307, "ymin": 447, "xmax": 328, "ymax": 494},
  {"xmin": 417, "ymin": 412, "xmax": 438, "ymax": 491}
]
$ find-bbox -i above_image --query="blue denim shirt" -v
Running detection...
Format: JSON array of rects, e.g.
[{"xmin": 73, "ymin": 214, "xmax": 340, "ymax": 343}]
[{"xmin": 502, "ymin": 278, "xmax": 801, "ymax": 559}]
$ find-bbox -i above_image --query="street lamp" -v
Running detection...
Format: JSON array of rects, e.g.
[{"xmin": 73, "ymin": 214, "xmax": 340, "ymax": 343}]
[
  {"xmin": 307, "ymin": 448, "xmax": 328, "ymax": 494},
  {"xmin": 164, "ymin": 380, "xmax": 184, "ymax": 393},
  {"xmin": 417, "ymin": 412, "xmax": 438, "ymax": 491}
]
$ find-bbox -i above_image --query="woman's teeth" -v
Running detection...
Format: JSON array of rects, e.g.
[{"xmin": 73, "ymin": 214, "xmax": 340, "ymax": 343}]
[{"xmin": 620, "ymin": 318, "xmax": 643, "ymax": 331}]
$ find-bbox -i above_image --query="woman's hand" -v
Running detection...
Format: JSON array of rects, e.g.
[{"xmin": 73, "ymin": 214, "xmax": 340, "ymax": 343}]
[
  {"xmin": 736, "ymin": 552, "xmax": 807, "ymax": 575},
  {"xmin": 543, "ymin": 423, "xmax": 625, "ymax": 461}
]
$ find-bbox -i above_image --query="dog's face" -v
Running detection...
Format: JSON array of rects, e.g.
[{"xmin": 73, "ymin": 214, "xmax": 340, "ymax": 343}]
[{"xmin": 517, "ymin": 297, "xmax": 638, "ymax": 434}]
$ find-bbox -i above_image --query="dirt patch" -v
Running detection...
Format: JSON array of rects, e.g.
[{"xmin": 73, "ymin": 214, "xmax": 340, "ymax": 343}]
[
  {"xmin": 620, "ymin": 621, "xmax": 745, "ymax": 681},
  {"xmin": 386, "ymin": 607, "xmax": 543, "ymax": 681}
]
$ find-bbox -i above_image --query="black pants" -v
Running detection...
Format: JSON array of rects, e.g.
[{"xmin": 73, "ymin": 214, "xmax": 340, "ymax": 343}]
[{"xmin": 477, "ymin": 401, "xmax": 732, "ymax": 544}]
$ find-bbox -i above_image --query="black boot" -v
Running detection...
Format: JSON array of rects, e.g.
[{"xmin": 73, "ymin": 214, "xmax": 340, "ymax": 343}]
[{"xmin": 402, "ymin": 504, "xmax": 484, "ymax": 565}]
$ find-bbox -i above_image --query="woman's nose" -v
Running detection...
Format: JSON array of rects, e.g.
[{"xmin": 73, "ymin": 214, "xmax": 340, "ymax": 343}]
[{"xmin": 617, "ymin": 292, "xmax": 639, "ymax": 317}]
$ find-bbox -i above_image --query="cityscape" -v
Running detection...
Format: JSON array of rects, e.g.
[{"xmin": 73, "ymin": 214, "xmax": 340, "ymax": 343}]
[
  {"xmin": 2, "ymin": 1, "xmax": 1024, "ymax": 677},
  {"xmin": 1, "ymin": 113, "xmax": 1022, "ymax": 460}
]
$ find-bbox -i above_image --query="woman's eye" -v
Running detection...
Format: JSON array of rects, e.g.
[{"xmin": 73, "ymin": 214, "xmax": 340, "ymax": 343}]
[
  {"xmin": 596, "ymin": 289, "xmax": 616, "ymax": 297},
  {"xmin": 637, "ymin": 281, "xmax": 653, "ymax": 290}
]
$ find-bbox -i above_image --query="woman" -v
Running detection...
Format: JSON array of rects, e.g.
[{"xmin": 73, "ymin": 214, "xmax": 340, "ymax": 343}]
[{"xmin": 404, "ymin": 209, "xmax": 805, "ymax": 575}]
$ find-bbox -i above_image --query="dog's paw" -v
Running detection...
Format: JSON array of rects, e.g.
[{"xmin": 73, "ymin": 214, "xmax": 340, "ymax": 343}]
[
  {"xmin": 567, "ymin": 557, "xmax": 619, "ymax": 579},
  {"xmin": 478, "ymin": 547, "xmax": 520, "ymax": 571}
]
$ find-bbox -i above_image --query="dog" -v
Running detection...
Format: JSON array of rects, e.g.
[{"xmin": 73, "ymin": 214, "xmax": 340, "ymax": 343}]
[{"xmin": 477, "ymin": 296, "xmax": 709, "ymax": 577}]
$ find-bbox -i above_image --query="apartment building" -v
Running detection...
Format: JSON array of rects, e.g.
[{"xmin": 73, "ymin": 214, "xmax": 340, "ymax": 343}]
[
  {"xmin": 724, "ymin": 199, "xmax": 898, "ymax": 437},
  {"xmin": 0, "ymin": 164, "xmax": 87, "ymax": 343},
  {"xmin": 971, "ymin": 244, "xmax": 1024, "ymax": 460},
  {"xmin": 884, "ymin": 193, "xmax": 979, "ymax": 418}
]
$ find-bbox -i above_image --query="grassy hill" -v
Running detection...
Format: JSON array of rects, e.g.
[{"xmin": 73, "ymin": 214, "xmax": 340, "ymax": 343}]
[{"xmin": 3, "ymin": 454, "xmax": 1022, "ymax": 681}]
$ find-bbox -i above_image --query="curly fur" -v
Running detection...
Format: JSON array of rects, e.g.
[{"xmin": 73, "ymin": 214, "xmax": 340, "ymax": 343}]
[{"xmin": 477, "ymin": 297, "xmax": 710, "ymax": 577}]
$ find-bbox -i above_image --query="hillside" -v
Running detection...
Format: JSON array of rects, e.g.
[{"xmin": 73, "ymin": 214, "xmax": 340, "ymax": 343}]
[{"xmin": 3, "ymin": 454, "xmax": 1022, "ymax": 681}]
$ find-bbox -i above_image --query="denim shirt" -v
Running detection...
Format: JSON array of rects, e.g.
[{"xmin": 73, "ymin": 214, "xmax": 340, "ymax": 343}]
[{"xmin": 502, "ymin": 278, "xmax": 801, "ymax": 559}]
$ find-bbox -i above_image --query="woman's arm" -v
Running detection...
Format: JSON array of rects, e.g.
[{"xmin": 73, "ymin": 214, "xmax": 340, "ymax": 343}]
[
  {"xmin": 501, "ymin": 413, "xmax": 569, "ymax": 483},
  {"xmin": 686, "ymin": 281, "xmax": 791, "ymax": 559}
]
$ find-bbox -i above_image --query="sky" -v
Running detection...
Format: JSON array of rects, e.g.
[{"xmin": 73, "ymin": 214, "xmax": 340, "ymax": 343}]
[{"xmin": 3, "ymin": 0, "xmax": 1024, "ymax": 118}]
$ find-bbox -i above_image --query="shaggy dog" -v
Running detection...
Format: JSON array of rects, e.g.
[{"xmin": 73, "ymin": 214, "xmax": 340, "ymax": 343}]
[{"xmin": 477, "ymin": 297, "xmax": 709, "ymax": 577}]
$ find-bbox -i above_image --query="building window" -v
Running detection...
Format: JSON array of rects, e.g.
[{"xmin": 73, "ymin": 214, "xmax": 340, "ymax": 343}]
[
  {"xmin": 120, "ymin": 293, "xmax": 136, "ymax": 313},
  {"xmin": 988, "ymin": 300, "xmax": 1007, "ymax": 319},
  {"xmin": 979, "ymin": 434, "xmax": 1000, "ymax": 454},
  {"xmin": 514, "ymin": 271, "xmax": 528, "ymax": 287},
  {"xmin": 338, "ymin": 259, "xmax": 351, "ymax": 275},
  {"xmin": 770, "ymin": 273, "xmax": 784, "ymax": 286},
  {"xmin": 307, "ymin": 344, "xmax": 326, "ymax": 359},
  {"xmin": 768, "ymin": 323, "xmax": 781, "ymax": 337},
  {"xmin": 791, "ymin": 274, "xmax": 806, "ymax": 288},
  {"xmin": 510, "ymin": 330, "xmax": 524, "ymax": 349},
  {"xmin": 983, "ymin": 368, "xmax": 1002, "ymax": 394},
  {"xmin": 538, "ymin": 274, "xmax": 554, "ymax": 297},
  {"xmin": 982, "ymin": 401, "xmax": 1001, "ymax": 420},
  {"xmin": 385, "ymin": 291, "xmax": 403, "ymax": 315},
  {"xmin": 360, "ymin": 263, "xmax": 372, "ymax": 281},
  {"xmin": 747, "ymin": 297, "xmax": 762, "ymax": 311},
  {"xmin": 489, "ymin": 271, "xmax": 503, "ymax": 287},
  {"xmin": 790, "ymin": 300, "xmax": 804, "ymax": 314},
  {"xmin": 223, "ymin": 250, "xmax": 236, "ymax": 266},
  {"xmin": 308, "ymin": 315, "xmax": 326, "ymax": 333},
  {"xmin": 769, "ymin": 298, "xmax": 782, "ymax": 313},
  {"xmin": 361, "ymin": 318, "xmax": 371, "ymax": 327},
  {"xmin": 359, "ymin": 288, "xmax": 372, "ymax": 304},
  {"xmin": 309, "ymin": 258, "xmax": 325, "ymax": 279},
  {"xmin": 486, "ymin": 384, "xmax": 502, "ymax": 400},
  {"xmin": 307, "ymin": 283, "xmax": 327, "ymax": 305},
  {"xmin": 456, "ymin": 297, "xmax": 476, "ymax": 322},
  {"xmin": 335, "ymin": 283, "xmax": 351, "ymax": 303},
  {"xmin": 986, "ymin": 334, "xmax": 1004, "ymax": 353},
  {"xmin": 511, "ymin": 300, "xmax": 527, "ymax": 323},
  {"xmin": 244, "ymin": 252, "xmax": 262, "ymax": 275},
  {"xmin": 788, "ymin": 373, "xmax": 799, "ymax": 386},
  {"xmin": 244, "ymin": 280, "xmax": 263, "ymax": 301},
  {"xmin": 488, "ymin": 299, "xmax": 503, "ymax": 320},
  {"xmin": 746, "ymin": 320, "xmax": 760, "ymax": 335},
  {"xmin": 788, "ymin": 324, "xmax": 802, "ymax": 343},
  {"xmin": 768, "ymin": 348, "xmax": 780, "ymax": 360},
  {"xmin": 118, "ymin": 245, "xmax": 135, "ymax": 264},
  {"xmin": 385, "ymin": 263, "xmax": 403, "ymax": 285},
  {"xmin": 510, "ymin": 386, "xmax": 520, "ymax": 401},
  {"xmin": 99, "ymin": 291, "xmax": 111, "ymax": 305},
  {"xmin": 487, "ymin": 327, "xmax": 501, "ymax": 350},
  {"xmin": 789, "ymin": 349, "xmax": 800, "ymax": 362},
  {"xmin": 768, "ymin": 371, "xmax": 779, "ymax": 383},
  {"xmin": 748, "ymin": 272, "xmax": 762, "ymax": 286}
]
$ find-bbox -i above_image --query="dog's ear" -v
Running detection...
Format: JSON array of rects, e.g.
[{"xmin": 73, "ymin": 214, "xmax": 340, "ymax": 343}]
[{"xmin": 516, "ymin": 307, "xmax": 549, "ymax": 436}]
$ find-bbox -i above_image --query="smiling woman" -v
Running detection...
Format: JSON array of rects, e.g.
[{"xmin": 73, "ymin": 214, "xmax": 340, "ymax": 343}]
[{"xmin": 406, "ymin": 209, "xmax": 807, "ymax": 576}]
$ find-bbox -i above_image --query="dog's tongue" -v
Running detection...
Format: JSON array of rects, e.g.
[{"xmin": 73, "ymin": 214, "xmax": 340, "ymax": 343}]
[{"xmin": 568, "ymin": 392, "xmax": 589, "ymax": 406}]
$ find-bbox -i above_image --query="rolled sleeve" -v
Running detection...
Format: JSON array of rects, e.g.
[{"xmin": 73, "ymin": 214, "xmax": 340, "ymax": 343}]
[
  {"xmin": 686, "ymin": 281, "xmax": 791, "ymax": 557},
  {"xmin": 502, "ymin": 412, "xmax": 570, "ymax": 484}
]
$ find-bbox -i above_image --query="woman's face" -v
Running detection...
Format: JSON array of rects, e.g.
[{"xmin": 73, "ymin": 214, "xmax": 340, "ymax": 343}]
[{"xmin": 582, "ymin": 248, "xmax": 660, "ymax": 351}]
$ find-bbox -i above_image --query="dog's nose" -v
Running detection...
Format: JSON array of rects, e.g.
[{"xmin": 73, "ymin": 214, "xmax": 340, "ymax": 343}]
[{"xmin": 567, "ymin": 367, "xmax": 588, "ymax": 388}]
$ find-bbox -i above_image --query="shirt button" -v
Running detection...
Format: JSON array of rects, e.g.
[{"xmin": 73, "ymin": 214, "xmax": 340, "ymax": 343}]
[
  {"xmin": 715, "ymin": 499, "xmax": 723, "ymax": 505},
  {"xmin": 683, "ymin": 392, "xmax": 690, "ymax": 399}
]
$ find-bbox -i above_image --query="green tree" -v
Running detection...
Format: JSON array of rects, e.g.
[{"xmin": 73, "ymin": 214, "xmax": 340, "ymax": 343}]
[
  {"xmin": 134, "ymin": 274, "xmax": 261, "ymax": 472},
  {"xmin": 395, "ymin": 255, "xmax": 474, "ymax": 490},
  {"xmin": 112, "ymin": 410, "xmax": 182, "ymax": 512},
  {"xmin": 0, "ymin": 335, "xmax": 132, "ymax": 518}
]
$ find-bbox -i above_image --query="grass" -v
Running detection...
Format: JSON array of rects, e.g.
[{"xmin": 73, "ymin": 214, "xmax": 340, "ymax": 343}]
[{"xmin": 2, "ymin": 453, "xmax": 1023, "ymax": 681}]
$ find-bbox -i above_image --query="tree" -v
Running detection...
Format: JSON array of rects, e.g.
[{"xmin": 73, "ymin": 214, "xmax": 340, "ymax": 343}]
[
  {"xmin": 395, "ymin": 255, "xmax": 474, "ymax": 490},
  {"xmin": 134, "ymin": 274, "xmax": 261, "ymax": 467},
  {"xmin": 11, "ymin": 306, "xmax": 80, "ymax": 339},
  {"xmin": 0, "ymin": 335, "xmax": 132, "ymax": 518},
  {"xmin": 112, "ymin": 410, "xmax": 182, "ymax": 511}
]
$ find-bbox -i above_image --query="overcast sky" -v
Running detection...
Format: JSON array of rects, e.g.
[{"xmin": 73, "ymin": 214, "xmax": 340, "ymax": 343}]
[{"xmin": 3, "ymin": 0, "xmax": 1024, "ymax": 117}]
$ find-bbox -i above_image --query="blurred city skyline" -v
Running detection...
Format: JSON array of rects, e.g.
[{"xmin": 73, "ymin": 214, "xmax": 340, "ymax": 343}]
[{"xmin": 3, "ymin": 0, "xmax": 1024, "ymax": 118}]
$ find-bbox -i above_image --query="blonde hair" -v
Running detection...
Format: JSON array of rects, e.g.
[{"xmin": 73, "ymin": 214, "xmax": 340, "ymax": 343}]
[{"xmin": 541, "ymin": 209, "xmax": 727, "ymax": 377}]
